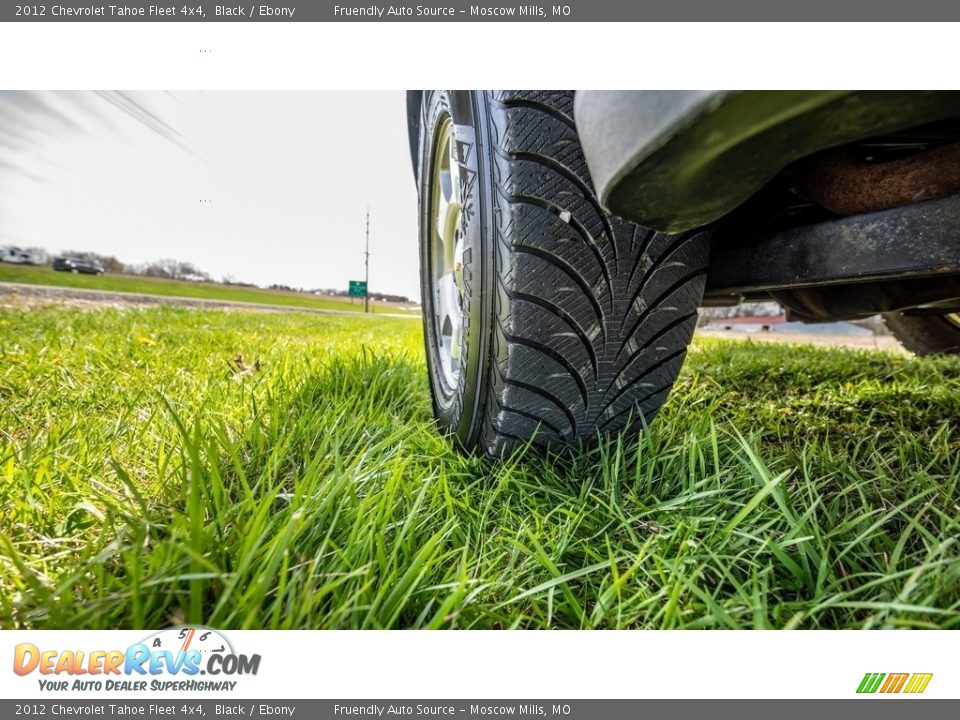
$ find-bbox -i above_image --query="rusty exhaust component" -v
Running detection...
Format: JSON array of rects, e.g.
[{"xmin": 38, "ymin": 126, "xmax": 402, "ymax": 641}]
[{"xmin": 797, "ymin": 143, "xmax": 960, "ymax": 216}]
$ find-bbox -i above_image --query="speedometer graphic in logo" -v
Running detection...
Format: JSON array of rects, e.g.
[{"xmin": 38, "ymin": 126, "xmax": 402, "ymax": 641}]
[{"xmin": 142, "ymin": 626, "xmax": 233, "ymax": 657}]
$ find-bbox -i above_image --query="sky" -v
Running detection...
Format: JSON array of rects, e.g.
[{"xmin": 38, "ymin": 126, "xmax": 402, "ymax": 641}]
[{"xmin": 0, "ymin": 91, "xmax": 421, "ymax": 298}]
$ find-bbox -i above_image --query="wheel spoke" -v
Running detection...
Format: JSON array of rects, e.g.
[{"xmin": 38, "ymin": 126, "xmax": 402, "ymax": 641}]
[
  {"xmin": 430, "ymin": 118, "xmax": 465, "ymax": 389},
  {"xmin": 448, "ymin": 133, "xmax": 461, "ymax": 205},
  {"xmin": 435, "ymin": 152, "xmax": 461, "ymax": 258},
  {"xmin": 436, "ymin": 272, "xmax": 463, "ymax": 371},
  {"xmin": 435, "ymin": 186, "xmax": 455, "ymax": 260}
]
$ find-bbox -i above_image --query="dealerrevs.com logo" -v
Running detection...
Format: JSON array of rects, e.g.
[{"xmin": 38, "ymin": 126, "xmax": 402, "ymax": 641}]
[
  {"xmin": 857, "ymin": 673, "xmax": 933, "ymax": 695},
  {"xmin": 13, "ymin": 627, "xmax": 261, "ymax": 693}
]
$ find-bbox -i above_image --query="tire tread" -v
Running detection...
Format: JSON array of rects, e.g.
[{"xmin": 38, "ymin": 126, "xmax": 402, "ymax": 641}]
[{"xmin": 478, "ymin": 90, "xmax": 709, "ymax": 456}]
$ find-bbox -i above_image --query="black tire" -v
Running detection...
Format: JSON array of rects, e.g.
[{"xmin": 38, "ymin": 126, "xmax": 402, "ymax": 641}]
[
  {"xmin": 884, "ymin": 312, "xmax": 960, "ymax": 355},
  {"xmin": 418, "ymin": 90, "xmax": 710, "ymax": 457}
]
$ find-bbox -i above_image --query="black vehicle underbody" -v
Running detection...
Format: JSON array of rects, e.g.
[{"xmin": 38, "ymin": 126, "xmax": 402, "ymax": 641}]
[{"xmin": 572, "ymin": 90, "xmax": 960, "ymax": 324}]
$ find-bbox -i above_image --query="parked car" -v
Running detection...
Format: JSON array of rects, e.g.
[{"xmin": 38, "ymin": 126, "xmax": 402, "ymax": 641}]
[
  {"xmin": 53, "ymin": 257, "xmax": 105, "ymax": 275},
  {"xmin": 407, "ymin": 90, "xmax": 960, "ymax": 456}
]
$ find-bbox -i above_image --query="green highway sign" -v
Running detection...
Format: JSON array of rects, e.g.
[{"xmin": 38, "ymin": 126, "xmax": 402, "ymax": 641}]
[{"xmin": 348, "ymin": 280, "xmax": 368, "ymax": 297}]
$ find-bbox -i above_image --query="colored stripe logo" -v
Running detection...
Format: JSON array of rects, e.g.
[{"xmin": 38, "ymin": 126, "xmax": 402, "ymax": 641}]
[{"xmin": 857, "ymin": 673, "xmax": 933, "ymax": 694}]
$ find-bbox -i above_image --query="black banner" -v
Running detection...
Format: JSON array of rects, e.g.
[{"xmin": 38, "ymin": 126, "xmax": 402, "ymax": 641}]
[
  {"xmin": 4, "ymin": 0, "xmax": 960, "ymax": 21},
  {"xmin": 2, "ymin": 700, "xmax": 959, "ymax": 719}
]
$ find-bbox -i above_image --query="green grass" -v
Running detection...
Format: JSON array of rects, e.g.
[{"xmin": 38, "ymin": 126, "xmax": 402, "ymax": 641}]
[
  {"xmin": 0, "ymin": 264, "xmax": 414, "ymax": 314},
  {"xmin": 1, "ymin": 304, "xmax": 958, "ymax": 629}
]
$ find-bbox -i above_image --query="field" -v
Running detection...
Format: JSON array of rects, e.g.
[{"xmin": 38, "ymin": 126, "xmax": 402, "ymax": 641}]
[
  {"xmin": 1, "ymin": 303, "xmax": 959, "ymax": 629},
  {"xmin": 0, "ymin": 264, "xmax": 413, "ymax": 314}
]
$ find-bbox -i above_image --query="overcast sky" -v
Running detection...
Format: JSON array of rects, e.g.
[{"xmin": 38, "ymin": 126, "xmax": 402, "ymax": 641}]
[{"xmin": 0, "ymin": 91, "xmax": 420, "ymax": 298}]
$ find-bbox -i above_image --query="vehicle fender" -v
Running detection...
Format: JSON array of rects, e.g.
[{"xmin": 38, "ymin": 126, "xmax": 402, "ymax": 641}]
[{"xmin": 407, "ymin": 90, "xmax": 423, "ymax": 178}]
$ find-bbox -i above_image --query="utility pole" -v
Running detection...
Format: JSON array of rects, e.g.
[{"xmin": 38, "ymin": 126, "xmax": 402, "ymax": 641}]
[{"xmin": 364, "ymin": 207, "xmax": 370, "ymax": 313}]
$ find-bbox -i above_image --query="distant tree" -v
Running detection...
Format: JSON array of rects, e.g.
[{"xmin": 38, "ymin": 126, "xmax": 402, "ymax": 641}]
[
  {"xmin": 370, "ymin": 292, "xmax": 411, "ymax": 304},
  {"xmin": 136, "ymin": 258, "xmax": 211, "ymax": 281},
  {"xmin": 172, "ymin": 261, "xmax": 212, "ymax": 282},
  {"xmin": 137, "ymin": 260, "xmax": 173, "ymax": 278},
  {"xmin": 220, "ymin": 275, "xmax": 256, "ymax": 287},
  {"xmin": 310, "ymin": 287, "xmax": 411, "ymax": 303}
]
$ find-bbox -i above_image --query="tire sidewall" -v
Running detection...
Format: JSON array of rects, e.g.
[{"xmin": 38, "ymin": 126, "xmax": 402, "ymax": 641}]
[{"xmin": 418, "ymin": 90, "xmax": 493, "ymax": 446}]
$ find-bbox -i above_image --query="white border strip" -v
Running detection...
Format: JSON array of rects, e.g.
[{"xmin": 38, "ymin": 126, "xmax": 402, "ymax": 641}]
[
  {"xmin": 1, "ymin": 22, "xmax": 959, "ymax": 90},
  {"xmin": 1, "ymin": 630, "xmax": 953, "ymax": 699}
]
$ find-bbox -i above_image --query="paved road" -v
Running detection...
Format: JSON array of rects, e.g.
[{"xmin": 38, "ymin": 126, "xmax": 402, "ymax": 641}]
[{"xmin": 0, "ymin": 281, "xmax": 420, "ymax": 319}]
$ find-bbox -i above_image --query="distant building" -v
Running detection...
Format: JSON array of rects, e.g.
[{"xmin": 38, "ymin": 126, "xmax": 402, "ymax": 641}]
[
  {"xmin": 704, "ymin": 314, "xmax": 787, "ymax": 332},
  {"xmin": 703, "ymin": 314, "xmax": 873, "ymax": 336}
]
